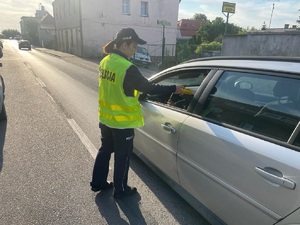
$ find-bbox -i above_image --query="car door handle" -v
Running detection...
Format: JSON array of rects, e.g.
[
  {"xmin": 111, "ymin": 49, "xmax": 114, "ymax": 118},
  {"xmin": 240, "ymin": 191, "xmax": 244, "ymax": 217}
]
[
  {"xmin": 161, "ymin": 122, "xmax": 176, "ymax": 133},
  {"xmin": 255, "ymin": 167, "xmax": 296, "ymax": 190}
]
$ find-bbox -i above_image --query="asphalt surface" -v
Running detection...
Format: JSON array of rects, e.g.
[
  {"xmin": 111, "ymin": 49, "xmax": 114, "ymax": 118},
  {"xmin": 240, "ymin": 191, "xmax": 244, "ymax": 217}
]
[
  {"xmin": 0, "ymin": 48, "xmax": 101, "ymax": 224},
  {"xmin": 0, "ymin": 44, "xmax": 210, "ymax": 225}
]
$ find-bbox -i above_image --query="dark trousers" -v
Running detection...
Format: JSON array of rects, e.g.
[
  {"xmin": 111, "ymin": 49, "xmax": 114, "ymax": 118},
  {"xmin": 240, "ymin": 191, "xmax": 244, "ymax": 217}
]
[{"xmin": 91, "ymin": 123, "xmax": 135, "ymax": 193}]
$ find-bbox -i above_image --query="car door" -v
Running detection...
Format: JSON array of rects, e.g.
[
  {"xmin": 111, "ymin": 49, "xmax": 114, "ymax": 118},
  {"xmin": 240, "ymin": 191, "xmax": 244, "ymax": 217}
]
[
  {"xmin": 177, "ymin": 70, "xmax": 300, "ymax": 225},
  {"xmin": 134, "ymin": 69, "xmax": 210, "ymax": 184},
  {"xmin": 135, "ymin": 103, "xmax": 188, "ymax": 182}
]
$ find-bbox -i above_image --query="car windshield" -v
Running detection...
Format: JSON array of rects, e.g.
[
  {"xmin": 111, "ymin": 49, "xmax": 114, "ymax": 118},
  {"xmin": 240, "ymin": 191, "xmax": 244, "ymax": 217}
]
[{"xmin": 137, "ymin": 46, "xmax": 148, "ymax": 55}]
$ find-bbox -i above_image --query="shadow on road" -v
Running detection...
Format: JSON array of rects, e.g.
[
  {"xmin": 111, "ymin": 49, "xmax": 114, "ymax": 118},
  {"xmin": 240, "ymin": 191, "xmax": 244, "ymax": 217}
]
[
  {"xmin": 95, "ymin": 190, "xmax": 146, "ymax": 225},
  {"xmin": 129, "ymin": 154, "xmax": 209, "ymax": 224},
  {"xmin": 0, "ymin": 119, "xmax": 7, "ymax": 172}
]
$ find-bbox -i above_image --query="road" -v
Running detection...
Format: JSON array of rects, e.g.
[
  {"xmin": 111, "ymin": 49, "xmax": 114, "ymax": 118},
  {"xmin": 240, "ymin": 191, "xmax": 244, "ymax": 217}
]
[{"xmin": 0, "ymin": 40, "xmax": 210, "ymax": 225}]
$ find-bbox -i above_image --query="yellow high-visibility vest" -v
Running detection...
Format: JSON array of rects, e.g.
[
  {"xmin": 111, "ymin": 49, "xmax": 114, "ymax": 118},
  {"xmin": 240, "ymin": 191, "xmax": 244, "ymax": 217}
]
[{"xmin": 98, "ymin": 53, "xmax": 144, "ymax": 128}]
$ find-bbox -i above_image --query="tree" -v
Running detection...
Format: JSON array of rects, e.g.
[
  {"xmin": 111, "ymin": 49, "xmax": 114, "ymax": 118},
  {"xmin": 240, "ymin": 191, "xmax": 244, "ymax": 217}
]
[
  {"xmin": 192, "ymin": 17, "xmax": 244, "ymax": 58},
  {"xmin": 1, "ymin": 29, "xmax": 21, "ymax": 39},
  {"xmin": 237, "ymin": 28, "xmax": 248, "ymax": 35},
  {"xmin": 197, "ymin": 17, "xmax": 243, "ymax": 43},
  {"xmin": 197, "ymin": 17, "xmax": 225, "ymax": 43},
  {"xmin": 193, "ymin": 13, "xmax": 207, "ymax": 21}
]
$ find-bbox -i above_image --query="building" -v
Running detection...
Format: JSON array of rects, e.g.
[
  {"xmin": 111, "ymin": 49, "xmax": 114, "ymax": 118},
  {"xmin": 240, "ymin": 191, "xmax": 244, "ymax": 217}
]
[
  {"xmin": 177, "ymin": 19, "xmax": 207, "ymax": 40},
  {"xmin": 20, "ymin": 5, "xmax": 54, "ymax": 46},
  {"xmin": 38, "ymin": 13, "xmax": 55, "ymax": 48},
  {"xmin": 52, "ymin": 0, "xmax": 180, "ymax": 58},
  {"xmin": 35, "ymin": 5, "xmax": 49, "ymax": 18},
  {"xmin": 20, "ymin": 16, "xmax": 39, "ymax": 40}
]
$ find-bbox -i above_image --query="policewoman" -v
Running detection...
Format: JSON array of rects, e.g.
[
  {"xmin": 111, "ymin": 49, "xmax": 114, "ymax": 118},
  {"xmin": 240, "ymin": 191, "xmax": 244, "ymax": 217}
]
[{"xmin": 90, "ymin": 27, "xmax": 184, "ymax": 198}]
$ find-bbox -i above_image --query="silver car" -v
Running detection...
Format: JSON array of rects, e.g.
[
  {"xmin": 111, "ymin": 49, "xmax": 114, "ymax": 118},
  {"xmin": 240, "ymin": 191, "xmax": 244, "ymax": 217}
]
[{"xmin": 134, "ymin": 57, "xmax": 300, "ymax": 225}]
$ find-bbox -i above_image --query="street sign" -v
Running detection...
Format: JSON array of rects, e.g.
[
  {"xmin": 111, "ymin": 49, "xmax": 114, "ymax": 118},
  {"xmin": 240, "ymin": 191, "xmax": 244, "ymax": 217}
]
[
  {"xmin": 222, "ymin": 2, "xmax": 236, "ymax": 13},
  {"xmin": 157, "ymin": 20, "xmax": 171, "ymax": 26}
]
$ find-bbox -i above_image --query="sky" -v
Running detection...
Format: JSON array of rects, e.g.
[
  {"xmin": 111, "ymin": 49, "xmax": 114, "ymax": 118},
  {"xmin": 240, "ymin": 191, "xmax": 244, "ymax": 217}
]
[
  {"xmin": 0, "ymin": 0, "xmax": 300, "ymax": 32},
  {"xmin": 0, "ymin": 0, "xmax": 54, "ymax": 32},
  {"xmin": 179, "ymin": 0, "xmax": 300, "ymax": 29}
]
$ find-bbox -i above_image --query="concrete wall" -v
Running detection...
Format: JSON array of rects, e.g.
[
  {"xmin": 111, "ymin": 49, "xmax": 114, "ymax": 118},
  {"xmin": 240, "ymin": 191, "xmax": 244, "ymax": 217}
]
[{"xmin": 222, "ymin": 31, "xmax": 300, "ymax": 57}]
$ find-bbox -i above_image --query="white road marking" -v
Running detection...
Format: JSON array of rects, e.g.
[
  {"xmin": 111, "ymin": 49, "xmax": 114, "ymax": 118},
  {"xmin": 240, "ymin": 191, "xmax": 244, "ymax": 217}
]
[
  {"xmin": 67, "ymin": 118, "xmax": 98, "ymax": 159},
  {"xmin": 36, "ymin": 77, "xmax": 46, "ymax": 87}
]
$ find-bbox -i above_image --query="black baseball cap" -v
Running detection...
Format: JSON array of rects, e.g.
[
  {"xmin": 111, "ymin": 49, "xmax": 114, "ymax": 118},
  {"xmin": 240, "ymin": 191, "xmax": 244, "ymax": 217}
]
[{"xmin": 114, "ymin": 27, "xmax": 147, "ymax": 44}]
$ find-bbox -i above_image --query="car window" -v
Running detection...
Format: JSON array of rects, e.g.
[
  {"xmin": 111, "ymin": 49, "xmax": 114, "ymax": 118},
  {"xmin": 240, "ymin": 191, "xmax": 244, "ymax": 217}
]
[
  {"xmin": 137, "ymin": 46, "xmax": 148, "ymax": 55},
  {"xmin": 199, "ymin": 71, "xmax": 300, "ymax": 145},
  {"xmin": 145, "ymin": 69, "xmax": 209, "ymax": 110}
]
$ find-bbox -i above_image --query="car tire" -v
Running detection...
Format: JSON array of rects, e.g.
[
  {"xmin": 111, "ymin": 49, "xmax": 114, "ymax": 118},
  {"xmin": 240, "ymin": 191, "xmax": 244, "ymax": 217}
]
[
  {"xmin": 0, "ymin": 75, "xmax": 6, "ymax": 121},
  {"xmin": 0, "ymin": 104, "xmax": 7, "ymax": 121}
]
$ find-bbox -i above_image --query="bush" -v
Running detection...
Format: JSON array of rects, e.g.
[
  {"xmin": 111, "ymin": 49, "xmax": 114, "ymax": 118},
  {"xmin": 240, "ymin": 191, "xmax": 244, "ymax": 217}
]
[{"xmin": 195, "ymin": 41, "xmax": 222, "ymax": 55}]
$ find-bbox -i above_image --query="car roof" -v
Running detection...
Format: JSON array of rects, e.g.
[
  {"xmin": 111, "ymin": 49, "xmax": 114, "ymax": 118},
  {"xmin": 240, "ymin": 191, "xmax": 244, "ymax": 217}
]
[{"xmin": 163, "ymin": 56, "xmax": 300, "ymax": 75}]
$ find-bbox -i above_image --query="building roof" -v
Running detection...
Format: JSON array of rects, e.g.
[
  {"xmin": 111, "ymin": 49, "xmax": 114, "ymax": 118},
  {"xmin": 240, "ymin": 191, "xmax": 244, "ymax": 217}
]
[
  {"xmin": 177, "ymin": 19, "xmax": 207, "ymax": 37},
  {"xmin": 40, "ymin": 13, "xmax": 54, "ymax": 25}
]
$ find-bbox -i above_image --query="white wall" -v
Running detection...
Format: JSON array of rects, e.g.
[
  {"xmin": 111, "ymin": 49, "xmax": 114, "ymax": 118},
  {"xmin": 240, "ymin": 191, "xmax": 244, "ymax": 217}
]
[
  {"xmin": 52, "ymin": 0, "xmax": 80, "ymax": 29},
  {"xmin": 52, "ymin": 0, "xmax": 82, "ymax": 55},
  {"xmin": 80, "ymin": 0, "xmax": 179, "ymax": 57},
  {"xmin": 53, "ymin": 0, "xmax": 179, "ymax": 57}
]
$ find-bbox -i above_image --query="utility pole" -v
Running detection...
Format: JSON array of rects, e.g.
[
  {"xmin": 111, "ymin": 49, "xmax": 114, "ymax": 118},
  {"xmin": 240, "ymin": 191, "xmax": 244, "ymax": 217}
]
[
  {"xmin": 269, "ymin": 3, "xmax": 275, "ymax": 28},
  {"xmin": 224, "ymin": 12, "xmax": 230, "ymax": 35},
  {"xmin": 266, "ymin": 0, "xmax": 280, "ymax": 28},
  {"xmin": 297, "ymin": 9, "xmax": 300, "ymax": 27},
  {"xmin": 157, "ymin": 20, "xmax": 171, "ymax": 69},
  {"xmin": 162, "ymin": 25, "xmax": 165, "ymax": 69}
]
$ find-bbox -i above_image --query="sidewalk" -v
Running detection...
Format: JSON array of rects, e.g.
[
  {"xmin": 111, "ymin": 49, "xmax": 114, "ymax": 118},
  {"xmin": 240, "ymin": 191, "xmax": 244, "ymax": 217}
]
[
  {"xmin": 35, "ymin": 47, "xmax": 159, "ymax": 78},
  {"xmin": 35, "ymin": 47, "xmax": 77, "ymax": 58}
]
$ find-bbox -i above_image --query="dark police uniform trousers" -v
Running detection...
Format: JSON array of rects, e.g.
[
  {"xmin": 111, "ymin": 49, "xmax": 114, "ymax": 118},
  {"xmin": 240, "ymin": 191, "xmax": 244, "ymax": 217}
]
[{"xmin": 91, "ymin": 122, "xmax": 135, "ymax": 193}]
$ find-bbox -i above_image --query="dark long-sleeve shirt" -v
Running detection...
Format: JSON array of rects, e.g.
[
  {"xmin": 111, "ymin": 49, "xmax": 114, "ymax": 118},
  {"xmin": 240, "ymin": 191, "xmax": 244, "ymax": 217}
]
[{"xmin": 110, "ymin": 50, "xmax": 176, "ymax": 97}]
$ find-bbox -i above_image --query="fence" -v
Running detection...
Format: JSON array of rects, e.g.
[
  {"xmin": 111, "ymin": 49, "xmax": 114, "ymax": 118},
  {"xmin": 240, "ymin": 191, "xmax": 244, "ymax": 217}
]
[{"xmin": 143, "ymin": 43, "xmax": 221, "ymax": 70}]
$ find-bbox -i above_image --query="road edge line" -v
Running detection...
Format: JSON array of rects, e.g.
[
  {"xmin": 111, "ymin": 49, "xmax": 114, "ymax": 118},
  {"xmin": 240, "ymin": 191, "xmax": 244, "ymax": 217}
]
[{"xmin": 67, "ymin": 118, "xmax": 98, "ymax": 159}]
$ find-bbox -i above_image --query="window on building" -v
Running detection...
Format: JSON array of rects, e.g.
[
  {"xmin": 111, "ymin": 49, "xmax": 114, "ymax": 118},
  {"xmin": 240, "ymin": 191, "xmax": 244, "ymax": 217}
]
[
  {"xmin": 141, "ymin": 1, "xmax": 148, "ymax": 16},
  {"xmin": 122, "ymin": 0, "xmax": 130, "ymax": 15}
]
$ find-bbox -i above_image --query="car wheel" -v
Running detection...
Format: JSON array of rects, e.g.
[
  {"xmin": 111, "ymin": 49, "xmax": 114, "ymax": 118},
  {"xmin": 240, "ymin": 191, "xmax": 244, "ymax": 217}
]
[
  {"xmin": 0, "ymin": 104, "xmax": 7, "ymax": 120},
  {"xmin": 0, "ymin": 75, "xmax": 6, "ymax": 120},
  {"xmin": 0, "ymin": 75, "xmax": 5, "ymax": 94}
]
